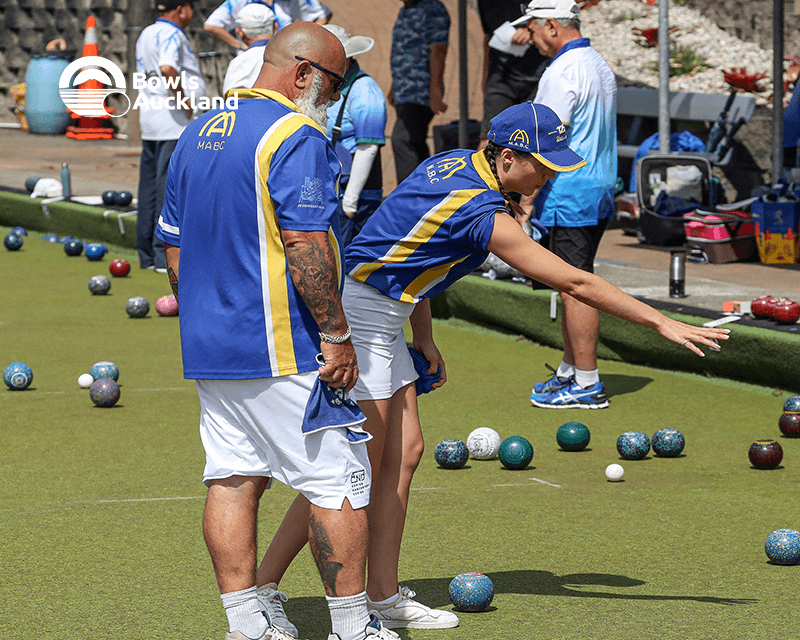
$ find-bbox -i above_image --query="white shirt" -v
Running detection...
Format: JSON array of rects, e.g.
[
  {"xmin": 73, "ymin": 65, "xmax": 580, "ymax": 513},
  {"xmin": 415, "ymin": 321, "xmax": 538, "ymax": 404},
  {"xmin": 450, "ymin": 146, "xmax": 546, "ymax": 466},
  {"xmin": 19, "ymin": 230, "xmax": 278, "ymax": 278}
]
[
  {"xmin": 135, "ymin": 18, "xmax": 206, "ymax": 140},
  {"xmin": 222, "ymin": 44, "xmax": 267, "ymax": 94},
  {"xmin": 205, "ymin": 0, "xmax": 330, "ymax": 33},
  {"xmin": 533, "ymin": 39, "xmax": 617, "ymax": 226}
]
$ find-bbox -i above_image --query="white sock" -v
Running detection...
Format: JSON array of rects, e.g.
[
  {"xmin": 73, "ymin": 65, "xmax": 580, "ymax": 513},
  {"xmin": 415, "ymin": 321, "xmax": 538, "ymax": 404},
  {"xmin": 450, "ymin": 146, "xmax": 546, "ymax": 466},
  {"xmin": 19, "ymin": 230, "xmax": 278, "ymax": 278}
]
[
  {"xmin": 367, "ymin": 589, "xmax": 399, "ymax": 607},
  {"xmin": 221, "ymin": 586, "xmax": 268, "ymax": 638},
  {"xmin": 327, "ymin": 591, "xmax": 370, "ymax": 640},
  {"xmin": 556, "ymin": 361, "xmax": 576, "ymax": 379},
  {"xmin": 575, "ymin": 368, "xmax": 600, "ymax": 388}
]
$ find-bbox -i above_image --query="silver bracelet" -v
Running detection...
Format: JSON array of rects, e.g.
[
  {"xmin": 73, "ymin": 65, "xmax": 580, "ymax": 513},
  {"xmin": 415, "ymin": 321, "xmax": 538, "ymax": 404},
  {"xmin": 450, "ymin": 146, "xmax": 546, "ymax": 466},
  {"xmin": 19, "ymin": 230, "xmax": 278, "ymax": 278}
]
[{"xmin": 319, "ymin": 325, "xmax": 351, "ymax": 344}]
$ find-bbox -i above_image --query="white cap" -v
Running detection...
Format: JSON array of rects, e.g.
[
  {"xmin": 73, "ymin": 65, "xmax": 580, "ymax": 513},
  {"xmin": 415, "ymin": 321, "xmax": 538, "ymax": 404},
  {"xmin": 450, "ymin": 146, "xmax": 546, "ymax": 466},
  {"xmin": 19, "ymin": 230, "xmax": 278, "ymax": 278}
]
[
  {"xmin": 323, "ymin": 24, "xmax": 374, "ymax": 58},
  {"xmin": 235, "ymin": 3, "xmax": 275, "ymax": 34},
  {"xmin": 511, "ymin": 0, "xmax": 580, "ymax": 26}
]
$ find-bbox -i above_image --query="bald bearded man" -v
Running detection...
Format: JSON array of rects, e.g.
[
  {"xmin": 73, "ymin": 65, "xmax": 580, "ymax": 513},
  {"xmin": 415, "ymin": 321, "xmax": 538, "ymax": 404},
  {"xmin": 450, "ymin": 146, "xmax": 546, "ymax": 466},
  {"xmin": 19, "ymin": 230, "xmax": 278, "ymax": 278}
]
[{"xmin": 156, "ymin": 22, "xmax": 397, "ymax": 640}]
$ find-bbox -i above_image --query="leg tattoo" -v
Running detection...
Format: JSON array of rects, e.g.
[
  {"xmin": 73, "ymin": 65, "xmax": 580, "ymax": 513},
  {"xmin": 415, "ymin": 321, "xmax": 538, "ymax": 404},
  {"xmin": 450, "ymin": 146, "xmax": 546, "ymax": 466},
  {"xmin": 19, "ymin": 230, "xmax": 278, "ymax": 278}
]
[{"xmin": 309, "ymin": 511, "xmax": 344, "ymax": 597}]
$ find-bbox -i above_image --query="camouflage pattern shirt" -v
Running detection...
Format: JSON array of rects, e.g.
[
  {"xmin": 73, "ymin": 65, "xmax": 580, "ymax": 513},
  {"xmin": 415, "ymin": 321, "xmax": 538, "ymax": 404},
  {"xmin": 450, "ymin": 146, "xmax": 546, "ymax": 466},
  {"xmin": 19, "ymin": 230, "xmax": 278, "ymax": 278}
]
[{"xmin": 390, "ymin": 0, "xmax": 450, "ymax": 106}]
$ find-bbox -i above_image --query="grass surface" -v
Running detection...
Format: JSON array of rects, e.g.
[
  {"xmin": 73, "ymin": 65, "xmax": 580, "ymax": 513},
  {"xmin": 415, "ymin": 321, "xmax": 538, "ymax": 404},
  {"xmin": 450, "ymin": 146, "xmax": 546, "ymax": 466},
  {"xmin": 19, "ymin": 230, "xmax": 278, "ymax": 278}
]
[{"xmin": 2, "ymin": 227, "xmax": 799, "ymax": 640}]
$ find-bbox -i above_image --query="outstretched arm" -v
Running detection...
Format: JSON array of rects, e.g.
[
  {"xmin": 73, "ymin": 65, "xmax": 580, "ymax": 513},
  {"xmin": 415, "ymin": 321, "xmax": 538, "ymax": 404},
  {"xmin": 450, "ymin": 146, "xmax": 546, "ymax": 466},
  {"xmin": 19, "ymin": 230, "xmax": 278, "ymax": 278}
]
[
  {"xmin": 282, "ymin": 228, "xmax": 358, "ymax": 390},
  {"xmin": 486, "ymin": 213, "xmax": 730, "ymax": 356}
]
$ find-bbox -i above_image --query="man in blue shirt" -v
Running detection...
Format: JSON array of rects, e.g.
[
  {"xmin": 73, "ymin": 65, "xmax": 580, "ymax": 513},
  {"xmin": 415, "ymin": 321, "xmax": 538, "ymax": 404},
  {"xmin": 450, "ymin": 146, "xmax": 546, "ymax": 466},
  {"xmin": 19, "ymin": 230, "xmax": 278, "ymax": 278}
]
[
  {"xmin": 157, "ymin": 22, "xmax": 398, "ymax": 640},
  {"xmin": 389, "ymin": 0, "xmax": 450, "ymax": 183}
]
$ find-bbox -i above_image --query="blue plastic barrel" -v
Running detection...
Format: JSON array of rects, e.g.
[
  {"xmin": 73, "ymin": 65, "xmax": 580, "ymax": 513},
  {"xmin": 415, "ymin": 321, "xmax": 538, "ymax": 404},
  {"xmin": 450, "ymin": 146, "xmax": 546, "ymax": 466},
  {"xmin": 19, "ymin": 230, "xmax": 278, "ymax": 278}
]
[{"xmin": 25, "ymin": 53, "xmax": 72, "ymax": 134}]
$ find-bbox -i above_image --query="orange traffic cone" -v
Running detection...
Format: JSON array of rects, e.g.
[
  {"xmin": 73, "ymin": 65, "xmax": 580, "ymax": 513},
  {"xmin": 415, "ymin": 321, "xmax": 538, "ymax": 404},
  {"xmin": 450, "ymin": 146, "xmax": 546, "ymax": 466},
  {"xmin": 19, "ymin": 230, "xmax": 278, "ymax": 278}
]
[{"xmin": 65, "ymin": 16, "xmax": 115, "ymax": 140}]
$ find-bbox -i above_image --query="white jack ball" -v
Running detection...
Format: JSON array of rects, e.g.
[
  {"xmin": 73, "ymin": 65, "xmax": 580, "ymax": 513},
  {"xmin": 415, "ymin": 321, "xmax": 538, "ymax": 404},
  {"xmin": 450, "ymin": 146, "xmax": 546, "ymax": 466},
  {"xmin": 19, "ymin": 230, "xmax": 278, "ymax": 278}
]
[
  {"xmin": 605, "ymin": 463, "xmax": 625, "ymax": 482},
  {"xmin": 78, "ymin": 373, "xmax": 94, "ymax": 388}
]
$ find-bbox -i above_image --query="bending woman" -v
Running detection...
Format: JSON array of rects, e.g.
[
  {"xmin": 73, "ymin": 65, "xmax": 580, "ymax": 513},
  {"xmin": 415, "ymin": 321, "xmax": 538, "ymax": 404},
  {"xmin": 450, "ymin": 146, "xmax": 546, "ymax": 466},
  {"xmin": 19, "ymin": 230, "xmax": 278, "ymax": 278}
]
[{"xmin": 253, "ymin": 102, "xmax": 731, "ymax": 636}]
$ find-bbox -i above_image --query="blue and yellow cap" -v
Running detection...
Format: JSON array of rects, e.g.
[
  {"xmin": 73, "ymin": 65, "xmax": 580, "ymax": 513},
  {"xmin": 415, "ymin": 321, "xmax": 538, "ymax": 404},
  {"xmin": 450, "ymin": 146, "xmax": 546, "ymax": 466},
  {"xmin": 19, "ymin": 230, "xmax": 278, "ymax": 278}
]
[{"xmin": 487, "ymin": 102, "xmax": 586, "ymax": 172}]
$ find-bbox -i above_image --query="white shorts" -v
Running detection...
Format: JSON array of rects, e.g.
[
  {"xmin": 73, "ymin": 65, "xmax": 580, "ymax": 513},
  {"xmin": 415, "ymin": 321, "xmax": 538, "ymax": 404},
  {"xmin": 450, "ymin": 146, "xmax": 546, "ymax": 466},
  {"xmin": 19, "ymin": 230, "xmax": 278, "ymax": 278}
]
[
  {"xmin": 196, "ymin": 373, "xmax": 371, "ymax": 510},
  {"xmin": 342, "ymin": 276, "xmax": 418, "ymax": 402}
]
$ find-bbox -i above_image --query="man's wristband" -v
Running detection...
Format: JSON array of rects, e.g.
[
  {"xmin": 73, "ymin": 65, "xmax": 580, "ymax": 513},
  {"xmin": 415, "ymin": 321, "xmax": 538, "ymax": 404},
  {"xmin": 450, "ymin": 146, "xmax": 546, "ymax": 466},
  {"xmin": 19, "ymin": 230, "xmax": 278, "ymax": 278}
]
[{"xmin": 319, "ymin": 325, "xmax": 351, "ymax": 344}]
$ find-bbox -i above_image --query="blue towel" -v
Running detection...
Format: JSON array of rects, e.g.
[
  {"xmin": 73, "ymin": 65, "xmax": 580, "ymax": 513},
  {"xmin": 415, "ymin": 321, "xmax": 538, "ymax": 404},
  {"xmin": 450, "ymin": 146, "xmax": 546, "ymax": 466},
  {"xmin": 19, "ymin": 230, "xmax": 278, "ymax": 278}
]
[
  {"xmin": 653, "ymin": 191, "xmax": 698, "ymax": 217},
  {"xmin": 302, "ymin": 376, "xmax": 371, "ymax": 443},
  {"xmin": 408, "ymin": 346, "xmax": 441, "ymax": 396},
  {"xmin": 529, "ymin": 218, "xmax": 547, "ymax": 243}
]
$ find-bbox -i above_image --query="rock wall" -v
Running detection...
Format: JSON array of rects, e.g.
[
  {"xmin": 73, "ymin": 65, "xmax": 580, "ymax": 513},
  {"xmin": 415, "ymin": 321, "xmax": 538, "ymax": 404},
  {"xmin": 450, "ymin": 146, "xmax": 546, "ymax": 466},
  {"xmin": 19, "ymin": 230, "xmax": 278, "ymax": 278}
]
[
  {"xmin": 680, "ymin": 0, "xmax": 800, "ymax": 189},
  {"xmin": 685, "ymin": 0, "xmax": 800, "ymax": 54}
]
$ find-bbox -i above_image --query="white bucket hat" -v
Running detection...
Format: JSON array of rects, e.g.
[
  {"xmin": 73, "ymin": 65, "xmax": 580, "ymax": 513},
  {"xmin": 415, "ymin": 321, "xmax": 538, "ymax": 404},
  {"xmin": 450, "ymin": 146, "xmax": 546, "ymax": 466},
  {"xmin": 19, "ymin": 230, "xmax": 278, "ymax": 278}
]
[{"xmin": 323, "ymin": 24, "xmax": 375, "ymax": 58}]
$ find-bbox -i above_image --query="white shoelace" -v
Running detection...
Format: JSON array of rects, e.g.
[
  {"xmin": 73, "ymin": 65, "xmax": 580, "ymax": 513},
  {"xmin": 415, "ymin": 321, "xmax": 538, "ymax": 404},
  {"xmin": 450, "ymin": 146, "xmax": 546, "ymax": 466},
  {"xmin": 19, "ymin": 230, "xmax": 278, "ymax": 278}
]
[{"xmin": 397, "ymin": 586, "xmax": 416, "ymax": 602}]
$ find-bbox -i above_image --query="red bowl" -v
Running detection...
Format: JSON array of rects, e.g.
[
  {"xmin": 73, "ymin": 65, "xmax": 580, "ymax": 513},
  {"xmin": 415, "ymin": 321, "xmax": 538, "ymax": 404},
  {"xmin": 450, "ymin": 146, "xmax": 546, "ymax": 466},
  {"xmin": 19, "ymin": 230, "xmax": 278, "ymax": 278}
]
[
  {"xmin": 109, "ymin": 258, "xmax": 131, "ymax": 277},
  {"xmin": 773, "ymin": 299, "xmax": 800, "ymax": 324},
  {"xmin": 779, "ymin": 412, "xmax": 800, "ymax": 437},
  {"xmin": 751, "ymin": 296, "xmax": 775, "ymax": 318},
  {"xmin": 765, "ymin": 296, "xmax": 788, "ymax": 318}
]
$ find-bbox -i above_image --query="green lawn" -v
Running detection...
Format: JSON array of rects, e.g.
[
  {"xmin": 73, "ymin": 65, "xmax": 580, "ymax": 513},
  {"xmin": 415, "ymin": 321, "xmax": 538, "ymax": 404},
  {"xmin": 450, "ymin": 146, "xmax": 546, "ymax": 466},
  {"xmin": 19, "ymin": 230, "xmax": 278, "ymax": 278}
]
[{"xmin": 1, "ymin": 227, "xmax": 798, "ymax": 640}]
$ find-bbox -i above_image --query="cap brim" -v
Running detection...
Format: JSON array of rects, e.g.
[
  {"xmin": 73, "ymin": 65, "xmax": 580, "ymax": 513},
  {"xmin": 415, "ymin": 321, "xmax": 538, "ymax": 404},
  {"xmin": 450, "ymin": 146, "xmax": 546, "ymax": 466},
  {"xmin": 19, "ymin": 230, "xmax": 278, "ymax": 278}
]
[
  {"xmin": 345, "ymin": 36, "xmax": 374, "ymax": 58},
  {"xmin": 510, "ymin": 14, "xmax": 532, "ymax": 27},
  {"xmin": 533, "ymin": 148, "xmax": 587, "ymax": 172}
]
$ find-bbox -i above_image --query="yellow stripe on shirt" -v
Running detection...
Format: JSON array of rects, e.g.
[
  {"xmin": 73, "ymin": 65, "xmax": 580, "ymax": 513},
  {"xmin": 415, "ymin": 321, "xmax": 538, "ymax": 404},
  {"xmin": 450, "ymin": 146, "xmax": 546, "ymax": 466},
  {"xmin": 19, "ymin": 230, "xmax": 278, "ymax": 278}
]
[
  {"xmin": 472, "ymin": 150, "xmax": 500, "ymax": 191},
  {"xmin": 349, "ymin": 188, "xmax": 484, "ymax": 282},
  {"xmin": 328, "ymin": 227, "xmax": 342, "ymax": 282},
  {"xmin": 402, "ymin": 255, "xmax": 468, "ymax": 303},
  {"xmin": 255, "ymin": 110, "xmax": 327, "ymax": 375}
]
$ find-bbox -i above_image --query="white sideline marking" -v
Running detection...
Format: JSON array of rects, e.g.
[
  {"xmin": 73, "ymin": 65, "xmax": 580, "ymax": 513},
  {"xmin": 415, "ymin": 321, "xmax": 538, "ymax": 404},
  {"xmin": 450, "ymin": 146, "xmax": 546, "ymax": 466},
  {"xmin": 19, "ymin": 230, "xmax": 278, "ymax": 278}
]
[
  {"xmin": 2, "ymin": 387, "xmax": 192, "ymax": 398},
  {"xmin": 1, "ymin": 391, "xmax": 67, "ymax": 396},
  {"xmin": 129, "ymin": 387, "xmax": 193, "ymax": 392},
  {"xmin": 530, "ymin": 477, "xmax": 561, "ymax": 487},
  {"xmin": 411, "ymin": 486, "xmax": 439, "ymax": 491},
  {"xmin": 493, "ymin": 483, "xmax": 531, "ymax": 487},
  {"xmin": 98, "ymin": 496, "xmax": 205, "ymax": 504}
]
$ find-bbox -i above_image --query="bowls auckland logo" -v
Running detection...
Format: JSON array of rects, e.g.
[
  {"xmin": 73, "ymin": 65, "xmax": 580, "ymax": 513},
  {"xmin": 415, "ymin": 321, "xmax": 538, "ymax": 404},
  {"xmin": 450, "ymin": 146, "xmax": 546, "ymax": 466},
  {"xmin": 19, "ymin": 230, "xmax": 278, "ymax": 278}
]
[{"xmin": 58, "ymin": 56, "xmax": 130, "ymax": 118}]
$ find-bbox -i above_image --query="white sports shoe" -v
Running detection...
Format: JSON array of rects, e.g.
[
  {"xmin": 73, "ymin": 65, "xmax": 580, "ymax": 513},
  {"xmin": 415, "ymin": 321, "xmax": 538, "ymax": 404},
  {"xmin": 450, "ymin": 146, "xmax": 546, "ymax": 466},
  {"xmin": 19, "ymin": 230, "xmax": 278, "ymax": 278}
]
[
  {"xmin": 326, "ymin": 614, "xmax": 400, "ymax": 640},
  {"xmin": 367, "ymin": 587, "xmax": 459, "ymax": 629},
  {"xmin": 257, "ymin": 583, "xmax": 299, "ymax": 638},
  {"xmin": 225, "ymin": 623, "xmax": 298, "ymax": 640}
]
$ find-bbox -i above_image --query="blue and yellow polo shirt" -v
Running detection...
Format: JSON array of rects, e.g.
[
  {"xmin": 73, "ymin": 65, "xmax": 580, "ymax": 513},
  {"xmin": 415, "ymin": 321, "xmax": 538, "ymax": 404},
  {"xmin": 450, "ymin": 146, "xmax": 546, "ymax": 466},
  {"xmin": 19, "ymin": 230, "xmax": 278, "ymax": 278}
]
[
  {"xmin": 345, "ymin": 149, "xmax": 505, "ymax": 303},
  {"xmin": 156, "ymin": 89, "xmax": 342, "ymax": 379}
]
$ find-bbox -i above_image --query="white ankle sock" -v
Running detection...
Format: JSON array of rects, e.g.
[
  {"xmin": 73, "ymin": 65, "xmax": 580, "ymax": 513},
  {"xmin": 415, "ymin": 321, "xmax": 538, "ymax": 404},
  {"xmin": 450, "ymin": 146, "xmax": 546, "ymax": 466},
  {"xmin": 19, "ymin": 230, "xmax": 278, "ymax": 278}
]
[
  {"xmin": 221, "ymin": 586, "xmax": 268, "ymax": 638},
  {"xmin": 368, "ymin": 589, "xmax": 399, "ymax": 607},
  {"xmin": 556, "ymin": 361, "xmax": 576, "ymax": 379},
  {"xmin": 327, "ymin": 591, "xmax": 370, "ymax": 640},
  {"xmin": 575, "ymin": 368, "xmax": 599, "ymax": 388}
]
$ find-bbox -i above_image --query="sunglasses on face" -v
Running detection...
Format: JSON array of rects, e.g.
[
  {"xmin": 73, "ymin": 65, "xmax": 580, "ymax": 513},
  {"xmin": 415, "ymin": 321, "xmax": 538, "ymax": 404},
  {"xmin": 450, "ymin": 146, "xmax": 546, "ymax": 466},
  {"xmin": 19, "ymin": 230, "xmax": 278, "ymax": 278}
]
[{"xmin": 294, "ymin": 55, "xmax": 346, "ymax": 92}]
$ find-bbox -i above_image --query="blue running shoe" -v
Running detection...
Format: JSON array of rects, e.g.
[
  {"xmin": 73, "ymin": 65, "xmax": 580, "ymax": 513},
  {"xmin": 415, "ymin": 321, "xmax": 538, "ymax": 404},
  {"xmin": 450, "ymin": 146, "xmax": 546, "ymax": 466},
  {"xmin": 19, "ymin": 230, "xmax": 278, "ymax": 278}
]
[
  {"xmin": 531, "ymin": 380, "xmax": 609, "ymax": 409},
  {"xmin": 531, "ymin": 364, "xmax": 572, "ymax": 395}
]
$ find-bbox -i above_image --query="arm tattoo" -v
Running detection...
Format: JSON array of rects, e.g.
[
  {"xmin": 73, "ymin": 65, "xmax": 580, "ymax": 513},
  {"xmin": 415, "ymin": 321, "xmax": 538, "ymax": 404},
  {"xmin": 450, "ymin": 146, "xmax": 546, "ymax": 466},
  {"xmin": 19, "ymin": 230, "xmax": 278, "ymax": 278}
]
[
  {"xmin": 167, "ymin": 266, "xmax": 179, "ymax": 302},
  {"xmin": 285, "ymin": 235, "xmax": 345, "ymax": 335},
  {"xmin": 309, "ymin": 511, "xmax": 343, "ymax": 597}
]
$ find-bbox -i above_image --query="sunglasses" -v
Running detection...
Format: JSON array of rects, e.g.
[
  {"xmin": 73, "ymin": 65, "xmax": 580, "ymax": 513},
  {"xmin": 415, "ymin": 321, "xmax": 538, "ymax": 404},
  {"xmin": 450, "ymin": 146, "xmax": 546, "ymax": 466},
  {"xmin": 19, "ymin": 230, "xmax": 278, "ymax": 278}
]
[{"xmin": 294, "ymin": 55, "xmax": 346, "ymax": 92}]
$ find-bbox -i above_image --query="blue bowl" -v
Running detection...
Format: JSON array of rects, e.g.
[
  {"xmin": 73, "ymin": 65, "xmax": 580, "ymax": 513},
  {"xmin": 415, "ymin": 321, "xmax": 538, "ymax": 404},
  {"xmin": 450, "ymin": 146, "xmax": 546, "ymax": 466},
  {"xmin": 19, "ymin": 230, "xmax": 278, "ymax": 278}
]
[
  {"xmin": 765, "ymin": 529, "xmax": 800, "ymax": 565},
  {"xmin": 617, "ymin": 430, "xmax": 650, "ymax": 460},
  {"xmin": 449, "ymin": 573, "xmax": 494, "ymax": 612}
]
